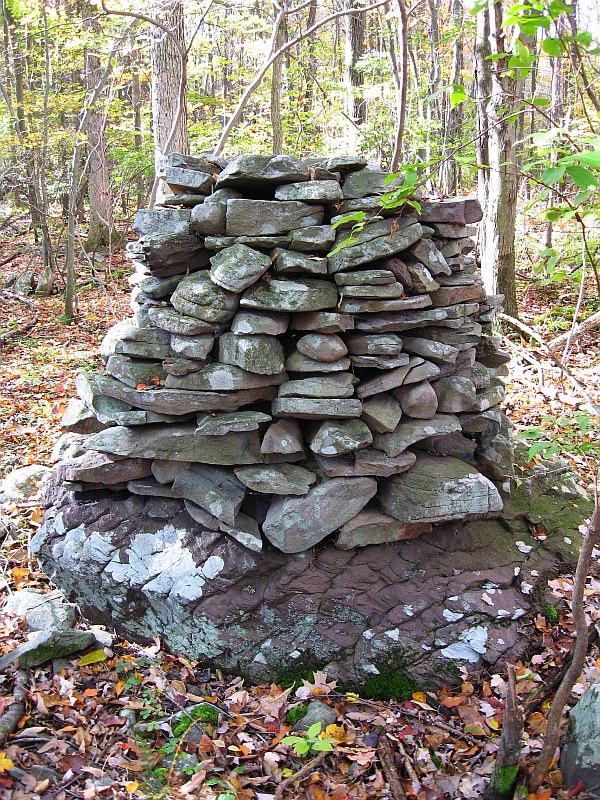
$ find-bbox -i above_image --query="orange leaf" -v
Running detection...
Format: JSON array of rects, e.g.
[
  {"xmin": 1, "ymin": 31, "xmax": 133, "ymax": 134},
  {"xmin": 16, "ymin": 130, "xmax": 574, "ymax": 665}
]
[{"xmin": 441, "ymin": 695, "xmax": 466, "ymax": 708}]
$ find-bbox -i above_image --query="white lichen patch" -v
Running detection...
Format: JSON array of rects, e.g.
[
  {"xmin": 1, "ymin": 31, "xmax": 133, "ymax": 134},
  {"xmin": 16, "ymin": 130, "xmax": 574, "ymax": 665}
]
[
  {"xmin": 443, "ymin": 608, "xmax": 464, "ymax": 622},
  {"xmin": 384, "ymin": 628, "xmax": 400, "ymax": 641},
  {"xmin": 440, "ymin": 625, "xmax": 489, "ymax": 663}
]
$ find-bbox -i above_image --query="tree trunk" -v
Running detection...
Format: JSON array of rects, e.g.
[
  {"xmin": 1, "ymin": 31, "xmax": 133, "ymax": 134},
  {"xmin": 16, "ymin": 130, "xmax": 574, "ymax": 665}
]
[
  {"xmin": 426, "ymin": 0, "xmax": 441, "ymax": 166},
  {"xmin": 150, "ymin": 0, "xmax": 188, "ymax": 204},
  {"xmin": 271, "ymin": 2, "xmax": 285, "ymax": 154},
  {"xmin": 474, "ymin": 0, "xmax": 519, "ymax": 318},
  {"xmin": 130, "ymin": 40, "xmax": 145, "ymax": 209},
  {"xmin": 345, "ymin": 0, "xmax": 366, "ymax": 147},
  {"xmin": 390, "ymin": 0, "xmax": 408, "ymax": 171},
  {"xmin": 439, "ymin": 0, "xmax": 463, "ymax": 195},
  {"xmin": 83, "ymin": 7, "xmax": 114, "ymax": 252}
]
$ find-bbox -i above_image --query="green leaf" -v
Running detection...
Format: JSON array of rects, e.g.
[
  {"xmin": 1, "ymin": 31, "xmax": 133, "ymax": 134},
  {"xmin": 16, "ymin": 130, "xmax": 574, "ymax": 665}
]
[
  {"xmin": 78, "ymin": 649, "xmax": 107, "ymax": 666},
  {"xmin": 331, "ymin": 211, "xmax": 366, "ymax": 230},
  {"xmin": 542, "ymin": 37, "xmax": 566, "ymax": 56},
  {"xmin": 306, "ymin": 722, "xmax": 322, "ymax": 738},
  {"xmin": 541, "ymin": 165, "xmax": 566, "ymax": 185},
  {"xmin": 577, "ymin": 149, "xmax": 600, "ymax": 168},
  {"xmin": 573, "ymin": 31, "xmax": 592, "ymax": 47},
  {"xmin": 310, "ymin": 739, "xmax": 335, "ymax": 751},
  {"xmin": 328, "ymin": 234, "xmax": 358, "ymax": 257},
  {"xmin": 566, "ymin": 165, "xmax": 597, "ymax": 189}
]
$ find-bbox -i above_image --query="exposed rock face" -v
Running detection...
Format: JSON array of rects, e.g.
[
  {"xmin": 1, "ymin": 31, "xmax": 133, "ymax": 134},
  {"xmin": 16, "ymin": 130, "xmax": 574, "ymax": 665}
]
[{"xmin": 40, "ymin": 153, "xmax": 520, "ymax": 686}]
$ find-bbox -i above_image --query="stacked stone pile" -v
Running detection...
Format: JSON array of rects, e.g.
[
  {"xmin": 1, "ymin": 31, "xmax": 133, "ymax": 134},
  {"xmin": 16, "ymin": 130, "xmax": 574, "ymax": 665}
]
[{"xmin": 50, "ymin": 153, "xmax": 512, "ymax": 556}]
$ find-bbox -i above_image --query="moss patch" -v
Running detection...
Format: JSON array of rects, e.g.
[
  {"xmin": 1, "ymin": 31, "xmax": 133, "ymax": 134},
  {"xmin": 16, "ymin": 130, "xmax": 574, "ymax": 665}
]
[{"xmin": 361, "ymin": 671, "xmax": 420, "ymax": 701}]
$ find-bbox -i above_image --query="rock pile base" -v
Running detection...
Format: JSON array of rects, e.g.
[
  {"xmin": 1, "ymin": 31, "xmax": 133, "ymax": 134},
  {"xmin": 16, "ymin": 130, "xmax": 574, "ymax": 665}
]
[{"xmin": 37, "ymin": 153, "xmax": 525, "ymax": 684}]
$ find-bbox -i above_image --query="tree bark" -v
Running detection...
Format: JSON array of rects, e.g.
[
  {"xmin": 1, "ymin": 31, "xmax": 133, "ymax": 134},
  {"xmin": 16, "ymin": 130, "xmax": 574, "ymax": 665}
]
[
  {"xmin": 150, "ymin": 0, "xmax": 188, "ymax": 203},
  {"xmin": 345, "ymin": 0, "xmax": 367, "ymax": 147},
  {"xmin": 270, "ymin": 2, "xmax": 285, "ymax": 154},
  {"xmin": 439, "ymin": 0, "xmax": 463, "ymax": 195},
  {"xmin": 425, "ymin": 0, "xmax": 441, "ymax": 165},
  {"xmin": 390, "ymin": 0, "xmax": 408, "ymax": 171}
]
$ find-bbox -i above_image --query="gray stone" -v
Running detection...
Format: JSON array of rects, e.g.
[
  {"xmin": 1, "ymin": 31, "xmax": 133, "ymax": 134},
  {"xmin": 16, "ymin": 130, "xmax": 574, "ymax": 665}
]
[
  {"xmin": 209, "ymin": 244, "xmax": 271, "ymax": 292},
  {"xmin": 272, "ymin": 249, "xmax": 327, "ymax": 275},
  {"xmin": 419, "ymin": 431, "xmax": 477, "ymax": 459},
  {"xmin": 84, "ymin": 424, "xmax": 263, "ymax": 464},
  {"xmin": 165, "ymin": 363, "xmax": 287, "ymax": 391},
  {"xmin": 395, "ymin": 381, "xmax": 439, "ymax": 419},
  {"xmin": 373, "ymin": 414, "xmax": 462, "ymax": 456},
  {"xmin": 350, "ymin": 353, "xmax": 410, "ymax": 369},
  {"xmin": 219, "ymin": 333, "xmax": 284, "ymax": 375},
  {"xmin": 170, "ymin": 333, "xmax": 215, "ymax": 360},
  {"xmin": 262, "ymin": 476, "xmax": 377, "ymax": 552},
  {"xmin": 334, "ymin": 270, "xmax": 396, "ymax": 286},
  {"xmin": 346, "ymin": 334, "xmax": 403, "ymax": 355},
  {"xmin": 472, "ymin": 384, "xmax": 505, "ymax": 412},
  {"xmin": 342, "ymin": 167, "xmax": 396, "ymax": 199},
  {"xmin": 57, "ymin": 451, "xmax": 152, "ymax": 484},
  {"xmin": 296, "ymin": 333, "xmax": 348, "ymax": 363},
  {"xmin": 431, "ymin": 284, "xmax": 486, "ymax": 307},
  {"xmin": 275, "ymin": 180, "xmax": 342, "ymax": 202},
  {"xmin": 51, "ymin": 432, "xmax": 86, "ymax": 463},
  {"xmin": 335, "ymin": 512, "xmax": 432, "ymax": 549},
  {"xmin": 418, "ymin": 197, "xmax": 483, "ymax": 224},
  {"xmin": 293, "ymin": 700, "xmax": 337, "ymax": 731},
  {"xmin": 289, "ymin": 225, "xmax": 335, "ymax": 253},
  {"xmin": 106, "ymin": 355, "xmax": 167, "ymax": 388},
  {"xmin": 164, "ymin": 166, "xmax": 213, "ymax": 193},
  {"xmin": 277, "ymin": 373, "xmax": 355, "ymax": 398},
  {"xmin": 356, "ymin": 359, "xmax": 419, "ymax": 399},
  {"xmin": 405, "ymin": 262, "xmax": 439, "ymax": 293},
  {"xmin": 135, "ymin": 274, "xmax": 182, "ymax": 299},
  {"xmin": 231, "ymin": 310, "xmax": 289, "ymax": 336},
  {"xmin": 100, "ymin": 319, "xmax": 171, "ymax": 360},
  {"xmin": 241, "ymin": 277, "xmax": 337, "ymax": 312},
  {"xmin": 355, "ymin": 308, "xmax": 449, "ymax": 333},
  {"xmin": 310, "ymin": 419, "xmax": 373, "ymax": 456},
  {"xmin": 5, "ymin": 589, "xmax": 76, "ymax": 631},
  {"xmin": 171, "ymin": 271, "xmax": 239, "ymax": 323},
  {"xmin": 290, "ymin": 311, "xmax": 355, "ymax": 333},
  {"xmin": 0, "ymin": 464, "xmax": 51, "ymax": 502},
  {"xmin": 196, "ymin": 411, "xmax": 271, "ymax": 435},
  {"xmin": 339, "ymin": 295, "xmax": 431, "ymax": 315},
  {"xmin": 148, "ymin": 307, "xmax": 224, "ymax": 336},
  {"xmin": 311, "ymin": 154, "xmax": 367, "ymax": 173},
  {"xmin": 560, "ymin": 681, "xmax": 600, "ymax": 787},
  {"xmin": 234, "ymin": 464, "xmax": 317, "ymax": 495},
  {"xmin": 261, "ymin": 419, "xmax": 304, "ymax": 461},
  {"xmin": 172, "ymin": 466, "xmax": 245, "ymax": 525},
  {"xmin": 114, "ymin": 338, "xmax": 173, "ymax": 360},
  {"xmin": 339, "ymin": 282, "xmax": 405, "ymax": 299},
  {"xmin": 216, "ymin": 154, "xmax": 309, "ymax": 189},
  {"xmin": 329, "ymin": 220, "xmax": 423, "ymax": 273},
  {"xmin": 402, "ymin": 337, "xmax": 459, "ymax": 364},
  {"xmin": 152, "ymin": 460, "xmax": 190, "ymax": 484},
  {"xmin": 61, "ymin": 398, "xmax": 106, "ymax": 435},
  {"xmin": 272, "ymin": 397, "xmax": 362, "ymax": 419},
  {"xmin": 433, "ymin": 377, "xmax": 477, "ymax": 413},
  {"xmin": 286, "ymin": 351, "xmax": 351, "ymax": 372},
  {"xmin": 379, "ymin": 455, "xmax": 502, "ymax": 524},
  {"xmin": 407, "ymin": 239, "xmax": 451, "ymax": 276},
  {"xmin": 165, "ymin": 152, "xmax": 225, "ymax": 172},
  {"xmin": 205, "ymin": 234, "xmax": 290, "ymax": 250},
  {"xmin": 191, "ymin": 201, "xmax": 225, "ymax": 235},
  {"xmin": 430, "ymin": 223, "xmax": 478, "ymax": 238},
  {"xmin": 219, "ymin": 513, "xmax": 263, "ymax": 552},
  {"xmin": 161, "ymin": 193, "xmax": 206, "ymax": 208},
  {"xmin": 133, "ymin": 208, "xmax": 191, "ymax": 236},
  {"xmin": 361, "ymin": 393, "xmax": 402, "ymax": 433},
  {"xmin": 0, "ymin": 628, "xmax": 96, "ymax": 671},
  {"xmin": 226, "ymin": 199, "xmax": 324, "ymax": 236},
  {"xmin": 317, "ymin": 448, "xmax": 416, "ymax": 478},
  {"xmin": 184, "ymin": 500, "xmax": 220, "ymax": 530}
]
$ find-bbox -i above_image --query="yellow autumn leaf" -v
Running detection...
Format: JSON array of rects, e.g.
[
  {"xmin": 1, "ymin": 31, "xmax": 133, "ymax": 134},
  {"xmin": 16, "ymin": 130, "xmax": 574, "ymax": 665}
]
[
  {"xmin": 324, "ymin": 724, "xmax": 346, "ymax": 744},
  {"xmin": 281, "ymin": 768, "xmax": 294, "ymax": 778},
  {"xmin": 125, "ymin": 781, "xmax": 140, "ymax": 794},
  {"xmin": 78, "ymin": 649, "xmax": 107, "ymax": 666},
  {"xmin": 412, "ymin": 691, "xmax": 427, "ymax": 703},
  {"xmin": 487, "ymin": 717, "xmax": 500, "ymax": 730},
  {"xmin": 0, "ymin": 752, "xmax": 14, "ymax": 773}
]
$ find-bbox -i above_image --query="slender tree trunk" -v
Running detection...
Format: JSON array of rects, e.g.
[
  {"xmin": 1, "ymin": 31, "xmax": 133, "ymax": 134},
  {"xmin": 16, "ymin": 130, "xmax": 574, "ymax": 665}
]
[
  {"xmin": 271, "ymin": 2, "xmax": 285, "ymax": 154},
  {"xmin": 345, "ymin": 0, "xmax": 366, "ymax": 148},
  {"xmin": 439, "ymin": 0, "xmax": 463, "ymax": 194},
  {"xmin": 390, "ymin": 0, "xmax": 408, "ymax": 171},
  {"xmin": 131, "ymin": 45, "xmax": 145, "ymax": 210},
  {"xmin": 474, "ymin": 0, "xmax": 519, "ymax": 318},
  {"xmin": 543, "ymin": 22, "xmax": 564, "ymax": 251},
  {"xmin": 426, "ymin": 0, "xmax": 441, "ymax": 166},
  {"xmin": 83, "ymin": 7, "xmax": 114, "ymax": 251},
  {"xmin": 150, "ymin": 0, "xmax": 188, "ymax": 203}
]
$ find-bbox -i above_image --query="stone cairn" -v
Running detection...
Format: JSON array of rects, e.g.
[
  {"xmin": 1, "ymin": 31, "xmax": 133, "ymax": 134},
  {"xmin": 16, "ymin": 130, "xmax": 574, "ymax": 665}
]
[{"xmin": 37, "ymin": 154, "xmax": 513, "ymax": 682}]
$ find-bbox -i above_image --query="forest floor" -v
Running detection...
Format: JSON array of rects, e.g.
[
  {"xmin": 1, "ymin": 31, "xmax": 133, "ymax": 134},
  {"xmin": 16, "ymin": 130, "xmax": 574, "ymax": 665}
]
[{"xmin": 0, "ymin": 235, "xmax": 599, "ymax": 800}]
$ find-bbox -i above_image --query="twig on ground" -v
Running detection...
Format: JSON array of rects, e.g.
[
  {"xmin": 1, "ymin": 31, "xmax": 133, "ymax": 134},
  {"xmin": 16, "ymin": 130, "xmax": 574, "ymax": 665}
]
[
  {"xmin": 0, "ymin": 252, "xmax": 21, "ymax": 268},
  {"xmin": 0, "ymin": 290, "xmax": 40, "ymax": 344},
  {"xmin": 486, "ymin": 664, "xmax": 522, "ymax": 800},
  {"xmin": 548, "ymin": 309, "xmax": 600, "ymax": 350},
  {"xmin": 377, "ymin": 731, "xmax": 406, "ymax": 799},
  {"xmin": 531, "ymin": 478, "xmax": 600, "ymax": 785},
  {"xmin": 0, "ymin": 670, "xmax": 28, "ymax": 748},
  {"xmin": 274, "ymin": 750, "xmax": 327, "ymax": 799}
]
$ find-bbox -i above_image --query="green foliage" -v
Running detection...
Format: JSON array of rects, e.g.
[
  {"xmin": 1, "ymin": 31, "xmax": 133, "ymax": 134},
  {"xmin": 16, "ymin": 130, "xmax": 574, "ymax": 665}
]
[
  {"xmin": 543, "ymin": 603, "xmax": 559, "ymax": 622},
  {"xmin": 286, "ymin": 702, "xmax": 309, "ymax": 726},
  {"xmin": 281, "ymin": 722, "xmax": 336, "ymax": 757},
  {"xmin": 518, "ymin": 413, "xmax": 600, "ymax": 461},
  {"xmin": 361, "ymin": 671, "xmax": 420, "ymax": 701},
  {"xmin": 190, "ymin": 703, "xmax": 219, "ymax": 725}
]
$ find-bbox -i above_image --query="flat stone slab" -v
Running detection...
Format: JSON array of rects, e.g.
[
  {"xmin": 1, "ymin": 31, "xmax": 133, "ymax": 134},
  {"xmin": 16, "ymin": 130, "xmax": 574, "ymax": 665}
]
[
  {"xmin": 290, "ymin": 311, "xmax": 355, "ymax": 333},
  {"xmin": 278, "ymin": 373, "xmax": 355, "ymax": 398},
  {"xmin": 230, "ymin": 310, "xmax": 289, "ymax": 336},
  {"xmin": 272, "ymin": 397, "xmax": 362, "ymax": 419},
  {"xmin": 148, "ymin": 307, "xmax": 224, "ymax": 336},
  {"xmin": 0, "ymin": 628, "xmax": 96, "ymax": 671},
  {"xmin": 171, "ymin": 271, "xmax": 239, "ymax": 323},
  {"xmin": 274, "ymin": 180, "xmax": 342, "ymax": 202},
  {"xmin": 262, "ymin": 476, "xmax": 377, "ymax": 552},
  {"xmin": 346, "ymin": 334, "xmax": 403, "ymax": 355},
  {"xmin": 170, "ymin": 333, "xmax": 214, "ymax": 360},
  {"xmin": 309, "ymin": 419, "xmax": 373, "ymax": 456},
  {"xmin": 219, "ymin": 333, "xmax": 285, "ymax": 375},
  {"xmin": 234, "ymin": 464, "xmax": 317, "ymax": 495},
  {"xmin": 209, "ymin": 244, "xmax": 272, "ymax": 292},
  {"xmin": 216, "ymin": 154, "xmax": 309, "ymax": 189},
  {"xmin": 335, "ymin": 512, "xmax": 432, "ymax": 549},
  {"xmin": 272, "ymin": 249, "xmax": 327, "ymax": 275},
  {"xmin": 195, "ymin": 411, "xmax": 271, "ymax": 435},
  {"xmin": 226, "ymin": 199, "xmax": 324, "ymax": 236},
  {"xmin": 165, "ymin": 363, "xmax": 287, "ymax": 391},
  {"xmin": 240, "ymin": 277, "xmax": 338, "ymax": 312},
  {"xmin": 373, "ymin": 413, "xmax": 461, "ymax": 456},
  {"xmin": 316, "ymin": 448, "xmax": 416, "ymax": 478},
  {"xmin": 379, "ymin": 455, "xmax": 502, "ymax": 524},
  {"xmin": 286, "ymin": 351, "xmax": 351, "ymax": 372},
  {"xmin": 5, "ymin": 589, "xmax": 76, "ymax": 631},
  {"xmin": 172, "ymin": 465, "xmax": 245, "ymax": 525},
  {"xmin": 329, "ymin": 220, "xmax": 423, "ymax": 273}
]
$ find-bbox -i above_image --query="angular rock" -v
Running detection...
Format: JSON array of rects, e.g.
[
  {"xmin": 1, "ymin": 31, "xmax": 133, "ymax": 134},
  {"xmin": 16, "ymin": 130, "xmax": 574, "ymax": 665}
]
[
  {"xmin": 0, "ymin": 628, "xmax": 96, "ymax": 671},
  {"xmin": 407, "ymin": 238, "xmax": 451, "ymax": 276},
  {"xmin": 165, "ymin": 363, "xmax": 287, "ymax": 391},
  {"xmin": 234, "ymin": 464, "xmax": 317, "ymax": 495},
  {"xmin": 272, "ymin": 397, "xmax": 362, "ymax": 419},
  {"xmin": 430, "ymin": 284, "xmax": 486, "ymax": 307},
  {"xmin": 342, "ymin": 167, "xmax": 396, "ymax": 199},
  {"xmin": 316, "ymin": 448, "xmax": 416, "ymax": 478},
  {"xmin": 339, "ymin": 282, "xmax": 405, "ymax": 299},
  {"xmin": 209, "ymin": 244, "xmax": 271, "ymax": 292},
  {"xmin": 262, "ymin": 477, "xmax": 377, "ymax": 553},
  {"xmin": 293, "ymin": 699, "xmax": 338, "ymax": 731},
  {"xmin": 226, "ymin": 199, "xmax": 324, "ymax": 236},
  {"xmin": 133, "ymin": 208, "xmax": 191, "ymax": 236},
  {"xmin": 379, "ymin": 455, "xmax": 502, "ymax": 524},
  {"xmin": 183, "ymin": 499, "xmax": 220, "ymax": 530},
  {"xmin": 329, "ymin": 220, "xmax": 423, "ymax": 273},
  {"xmin": 289, "ymin": 225, "xmax": 335, "ymax": 253},
  {"xmin": 148, "ymin": 307, "xmax": 224, "ymax": 336},
  {"xmin": 373, "ymin": 414, "xmax": 462, "ymax": 456},
  {"xmin": 261, "ymin": 419, "xmax": 304, "ymax": 461},
  {"xmin": 216, "ymin": 154, "xmax": 309, "ymax": 189},
  {"xmin": 5, "ymin": 589, "xmax": 76, "ymax": 631},
  {"xmin": 171, "ymin": 271, "xmax": 239, "ymax": 323},
  {"xmin": 334, "ymin": 270, "xmax": 396, "ymax": 286},
  {"xmin": 57, "ymin": 451, "xmax": 152, "ymax": 484},
  {"xmin": 296, "ymin": 333, "xmax": 348, "ymax": 363},
  {"xmin": 134, "ymin": 274, "xmax": 182, "ymax": 299},
  {"xmin": 170, "ymin": 333, "xmax": 215, "ymax": 360},
  {"xmin": 152, "ymin": 460, "xmax": 190, "ymax": 484},
  {"xmin": 190, "ymin": 200, "xmax": 225, "ymax": 234},
  {"xmin": 401, "ymin": 337, "xmax": 459, "ymax": 363},
  {"xmin": 346, "ymin": 334, "xmax": 403, "ymax": 355},
  {"xmin": 286, "ymin": 351, "xmax": 351, "ymax": 372},
  {"xmin": 350, "ymin": 353, "xmax": 409, "ymax": 369},
  {"xmin": 355, "ymin": 308, "xmax": 449, "ymax": 333},
  {"xmin": 418, "ymin": 197, "xmax": 483, "ymax": 224},
  {"xmin": 230, "ymin": 309, "xmax": 289, "ymax": 336},
  {"xmin": 84, "ymin": 425, "xmax": 263, "ymax": 464},
  {"xmin": 560, "ymin": 681, "xmax": 600, "ymax": 788},
  {"xmin": 106, "ymin": 355, "xmax": 167, "ymax": 389},
  {"xmin": 61, "ymin": 398, "xmax": 106, "ymax": 435},
  {"xmin": 164, "ymin": 166, "xmax": 213, "ymax": 194},
  {"xmin": 220, "ymin": 513, "xmax": 263, "ymax": 552},
  {"xmin": 274, "ymin": 180, "xmax": 342, "ymax": 202},
  {"xmin": 339, "ymin": 295, "xmax": 431, "ymax": 314},
  {"xmin": 219, "ymin": 333, "xmax": 285, "ymax": 375},
  {"xmin": 356, "ymin": 359, "xmax": 418, "ymax": 399},
  {"xmin": 361, "ymin": 393, "xmax": 402, "ymax": 433},
  {"xmin": 195, "ymin": 411, "xmax": 271, "ymax": 436},
  {"xmin": 433, "ymin": 377, "xmax": 477, "ymax": 413},
  {"xmin": 277, "ymin": 373, "xmax": 355, "ymax": 398},
  {"xmin": 335, "ymin": 512, "xmax": 432, "ymax": 549},
  {"xmin": 272, "ymin": 248, "xmax": 327, "ymax": 275},
  {"xmin": 395, "ymin": 381, "xmax": 439, "ymax": 419},
  {"xmin": 240, "ymin": 277, "xmax": 337, "ymax": 312},
  {"xmin": 309, "ymin": 419, "xmax": 373, "ymax": 456},
  {"xmin": 172, "ymin": 466, "xmax": 245, "ymax": 525},
  {"xmin": 290, "ymin": 311, "xmax": 355, "ymax": 333},
  {"xmin": 429, "ymin": 222, "xmax": 478, "ymax": 238}
]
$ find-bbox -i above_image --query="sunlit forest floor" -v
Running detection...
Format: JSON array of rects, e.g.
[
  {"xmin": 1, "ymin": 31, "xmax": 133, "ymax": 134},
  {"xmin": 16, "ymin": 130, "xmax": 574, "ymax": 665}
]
[{"xmin": 0, "ymin": 224, "xmax": 599, "ymax": 799}]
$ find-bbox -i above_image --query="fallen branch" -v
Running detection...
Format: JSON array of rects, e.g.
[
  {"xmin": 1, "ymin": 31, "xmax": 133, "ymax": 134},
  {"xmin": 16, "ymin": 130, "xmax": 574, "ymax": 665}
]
[
  {"xmin": 531, "ymin": 479, "xmax": 600, "ymax": 786},
  {"xmin": 0, "ymin": 290, "xmax": 40, "ymax": 344},
  {"xmin": 486, "ymin": 664, "xmax": 522, "ymax": 800},
  {"xmin": 0, "ymin": 670, "xmax": 28, "ymax": 748},
  {"xmin": 0, "ymin": 252, "xmax": 20, "ymax": 268},
  {"xmin": 377, "ymin": 731, "xmax": 406, "ymax": 800},
  {"xmin": 547, "ymin": 309, "xmax": 600, "ymax": 350},
  {"xmin": 274, "ymin": 750, "xmax": 327, "ymax": 799}
]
